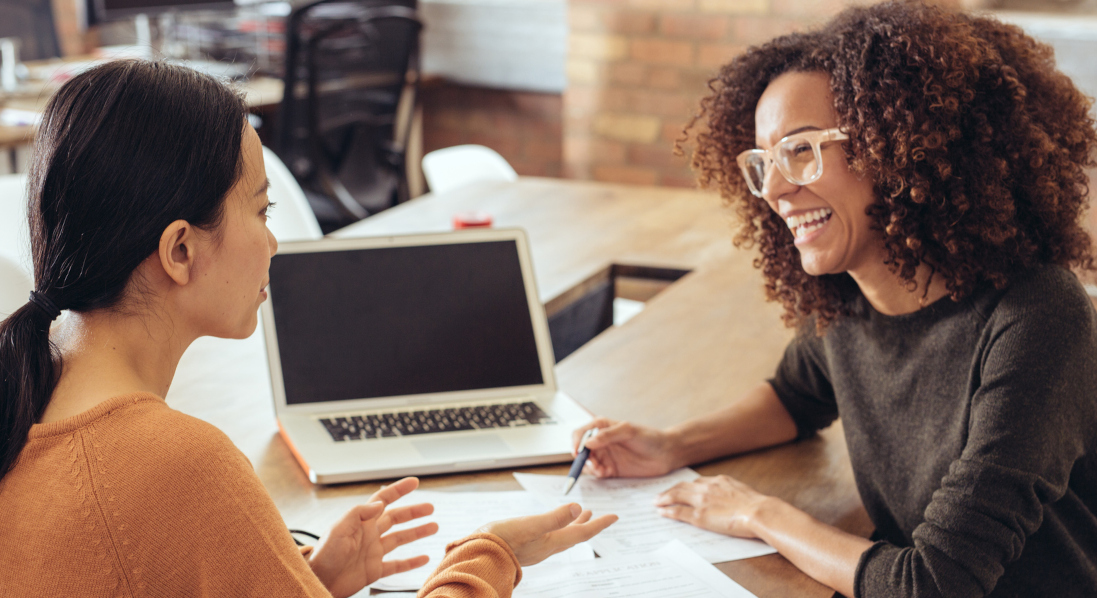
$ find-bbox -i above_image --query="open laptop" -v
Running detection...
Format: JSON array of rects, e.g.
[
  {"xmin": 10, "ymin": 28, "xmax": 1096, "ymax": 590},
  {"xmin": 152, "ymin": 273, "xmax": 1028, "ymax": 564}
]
[{"xmin": 260, "ymin": 228, "xmax": 593, "ymax": 484}]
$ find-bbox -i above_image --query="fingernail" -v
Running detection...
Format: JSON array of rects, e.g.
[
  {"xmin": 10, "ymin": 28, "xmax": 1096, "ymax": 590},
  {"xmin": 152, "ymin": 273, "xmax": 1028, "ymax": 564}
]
[{"xmin": 569, "ymin": 503, "xmax": 581, "ymax": 518}]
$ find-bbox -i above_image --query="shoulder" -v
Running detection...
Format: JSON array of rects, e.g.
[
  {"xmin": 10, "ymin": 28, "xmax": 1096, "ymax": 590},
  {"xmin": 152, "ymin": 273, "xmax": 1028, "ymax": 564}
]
[
  {"xmin": 90, "ymin": 394, "xmax": 253, "ymax": 482},
  {"xmin": 978, "ymin": 264, "xmax": 1095, "ymax": 326}
]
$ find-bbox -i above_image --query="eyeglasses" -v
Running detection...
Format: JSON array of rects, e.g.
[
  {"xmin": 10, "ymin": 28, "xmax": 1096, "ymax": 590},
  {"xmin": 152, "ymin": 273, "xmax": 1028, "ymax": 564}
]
[{"xmin": 736, "ymin": 128, "xmax": 849, "ymax": 198}]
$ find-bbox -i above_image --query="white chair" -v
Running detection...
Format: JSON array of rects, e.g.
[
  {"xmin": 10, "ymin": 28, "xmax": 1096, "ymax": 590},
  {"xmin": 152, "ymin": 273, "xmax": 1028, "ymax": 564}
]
[
  {"xmin": 0, "ymin": 173, "xmax": 31, "ymax": 278},
  {"xmin": 421, "ymin": 144, "xmax": 518, "ymax": 195},
  {"xmin": 0, "ymin": 254, "xmax": 33, "ymax": 320},
  {"xmin": 263, "ymin": 146, "xmax": 323, "ymax": 243}
]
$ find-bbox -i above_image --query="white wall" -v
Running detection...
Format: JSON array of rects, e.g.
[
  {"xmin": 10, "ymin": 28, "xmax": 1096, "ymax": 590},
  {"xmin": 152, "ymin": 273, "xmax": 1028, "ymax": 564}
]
[{"xmin": 419, "ymin": 0, "xmax": 567, "ymax": 93}]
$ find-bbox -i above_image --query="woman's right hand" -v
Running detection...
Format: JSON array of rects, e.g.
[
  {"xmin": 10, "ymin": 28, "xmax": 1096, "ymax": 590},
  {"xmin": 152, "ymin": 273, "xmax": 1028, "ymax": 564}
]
[
  {"xmin": 479, "ymin": 503, "xmax": 617, "ymax": 566},
  {"xmin": 572, "ymin": 417, "xmax": 677, "ymax": 479}
]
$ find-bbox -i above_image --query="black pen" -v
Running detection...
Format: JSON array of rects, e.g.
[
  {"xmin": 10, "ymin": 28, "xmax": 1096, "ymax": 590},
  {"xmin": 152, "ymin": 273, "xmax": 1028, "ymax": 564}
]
[{"xmin": 563, "ymin": 428, "xmax": 598, "ymax": 495}]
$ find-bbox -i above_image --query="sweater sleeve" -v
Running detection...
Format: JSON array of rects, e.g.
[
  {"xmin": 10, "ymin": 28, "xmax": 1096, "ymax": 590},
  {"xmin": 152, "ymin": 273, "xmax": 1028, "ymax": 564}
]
[
  {"xmin": 95, "ymin": 414, "xmax": 332, "ymax": 598},
  {"xmin": 417, "ymin": 533, "xmax": 522, "ymax": 598},
  {"xmin": 768, "ymin": 329, "xmax": 839, "ymax": 439},
  {"xmin": 854, "ymin": 281, "xmax": 1097, "ymax": 597}
]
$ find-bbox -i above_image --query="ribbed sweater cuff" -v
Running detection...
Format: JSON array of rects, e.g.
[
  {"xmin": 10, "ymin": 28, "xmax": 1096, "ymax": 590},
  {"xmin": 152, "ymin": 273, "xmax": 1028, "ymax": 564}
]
[{"xmin": 444, "ymin": 533, "xmax": 523, "ymax": 587}]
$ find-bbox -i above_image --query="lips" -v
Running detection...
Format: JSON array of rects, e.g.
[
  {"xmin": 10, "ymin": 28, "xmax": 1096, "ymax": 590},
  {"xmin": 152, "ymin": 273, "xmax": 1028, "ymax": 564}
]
[{"xmin": 785, "ymin": 208, "xmax": 833, "ymax": 239}]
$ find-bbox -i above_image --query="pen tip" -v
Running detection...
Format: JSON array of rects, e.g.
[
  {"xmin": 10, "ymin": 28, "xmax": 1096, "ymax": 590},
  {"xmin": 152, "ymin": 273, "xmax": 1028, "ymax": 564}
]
[{"xmin": 563, "ymin": 478, "xmax": 575, "ymax": 495}]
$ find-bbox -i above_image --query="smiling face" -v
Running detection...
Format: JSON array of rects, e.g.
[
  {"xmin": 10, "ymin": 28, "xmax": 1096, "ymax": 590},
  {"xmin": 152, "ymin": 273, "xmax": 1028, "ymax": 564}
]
[
  {"xmin": 754, "ymin": 71, "xmax": 883, "ymax": 277},
  {"xmin": 186, "ymin": 125, "xmax": 278, "ymax": 339}
]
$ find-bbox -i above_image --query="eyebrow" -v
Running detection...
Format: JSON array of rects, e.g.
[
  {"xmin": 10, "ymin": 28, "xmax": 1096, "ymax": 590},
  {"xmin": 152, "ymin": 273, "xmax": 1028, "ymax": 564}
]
[
  {"xmin": 253, "ymin": 178, "xmax": 271, "ymax": 198},
  {"xmin": 757, "ymin": 125, "xmax": 823, "ymax": 147},
  {"xmin": 781, "ymin": 125, "xmax": 822, "ymax": 138}
]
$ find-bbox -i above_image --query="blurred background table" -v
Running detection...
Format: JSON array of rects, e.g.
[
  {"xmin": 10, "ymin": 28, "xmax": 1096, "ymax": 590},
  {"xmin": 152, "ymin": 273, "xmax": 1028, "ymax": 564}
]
[{"xmin": 168, "ymin": 177, "xmax": 872, "ymax": 598}]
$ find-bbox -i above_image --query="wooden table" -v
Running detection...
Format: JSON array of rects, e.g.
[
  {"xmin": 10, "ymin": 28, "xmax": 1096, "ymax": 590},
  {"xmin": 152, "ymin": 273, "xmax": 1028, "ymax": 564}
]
[{"xmin": 167, "ymin": 177, "xmax": 871, "ymax": 597}]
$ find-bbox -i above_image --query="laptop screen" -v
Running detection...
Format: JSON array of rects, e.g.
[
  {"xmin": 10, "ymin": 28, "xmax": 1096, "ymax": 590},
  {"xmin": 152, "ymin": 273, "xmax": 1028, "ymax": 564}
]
[{"xmin": 268, "ymin": 239, "xmax": 545, "ymax": 405}]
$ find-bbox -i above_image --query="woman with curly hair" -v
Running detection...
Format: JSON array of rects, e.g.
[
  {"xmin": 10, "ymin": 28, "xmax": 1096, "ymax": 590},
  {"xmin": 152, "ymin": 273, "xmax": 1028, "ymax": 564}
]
[{"xmin": 571, "ymin": 2, "xmax": 1097, "ymax": 596}]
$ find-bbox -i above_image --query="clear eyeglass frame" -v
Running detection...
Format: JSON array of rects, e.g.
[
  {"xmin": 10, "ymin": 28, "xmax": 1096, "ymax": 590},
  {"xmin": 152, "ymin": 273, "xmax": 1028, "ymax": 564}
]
[{"xmin": 735, "ymin": 127, "xmax": 849, "ymax": 198}]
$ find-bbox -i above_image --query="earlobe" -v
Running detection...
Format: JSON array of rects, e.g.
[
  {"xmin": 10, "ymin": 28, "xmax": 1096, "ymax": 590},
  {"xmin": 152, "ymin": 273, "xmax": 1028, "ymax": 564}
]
[{"xmin": 158, "ymin": 220, "xmax": 195, "ymax": 286}]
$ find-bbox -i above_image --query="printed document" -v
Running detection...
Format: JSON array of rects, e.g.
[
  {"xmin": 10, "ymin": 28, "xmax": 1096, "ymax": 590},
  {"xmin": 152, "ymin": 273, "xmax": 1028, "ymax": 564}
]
[
  {"xmin": 514, "ymin": 469, "xmax": 776, "ymax": 563},
  {"xmin": 513, "ymin": 540, "xmax": 758, "ymax": 597}
]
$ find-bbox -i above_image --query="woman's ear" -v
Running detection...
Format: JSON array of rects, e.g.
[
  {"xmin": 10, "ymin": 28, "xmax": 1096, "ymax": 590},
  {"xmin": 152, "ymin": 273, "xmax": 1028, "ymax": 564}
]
[{"xmin": 158, "ymin": 220, "xmax": 196, "ymax": 286}]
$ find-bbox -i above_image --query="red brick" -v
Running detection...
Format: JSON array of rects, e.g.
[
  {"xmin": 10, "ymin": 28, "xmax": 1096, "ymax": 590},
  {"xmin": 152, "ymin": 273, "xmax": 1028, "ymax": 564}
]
[
  {"xmin": 731, "ymin": 17, "xmax": 804, "ymax": 46},
  {"xmin": 467, "ymin": 134, "xmax": 522, "ymax": 159},
  {"xmin": 523, "ymin": 138, "xmax": 563, "ymax": 162},
  {"xmin": 697, "ymin": 43, "xmax": 745, "ymax": 68},
  {"xmin": 660, "ymin": 169, "xmax": 701, "ymax": 189},
  {"xmin": 628, "ymin": 142, "xmax": 677, "ymax": 168},
  {"xmin": 564, "ymin": 162, "xmax": 594, "ymax": 180},
  {"xmin": 565, "ymin": 136, "xmax": 627, "ymax": 165},
  {"xmin": 608, "ymin": 62, "xmax": 648, "ymax": 86},
  {"xmin": 526, "ymin": 119, "xmax": 565, "ymax": 139},
  {"xmin": 631, "ymin": 90, "xmax": 695, "ymax": 118},
  {"xmin": 461, "ymin": 110, "xmax": 498, "ymax": 134},
  {"xmin": 512, "ymin": 93, "xmax": 563, "ymax": 117},
  {"xmin": 662, "ymin": 121, "xmax": 690, "ymax": 143},
  {"xmin": 564, "ymin": 88, "xmax": 603, "ymax": 117},
  {"xmin": 430, "ymin": 108, "xmax": 470, "ymax": 132},
  {"xmin": 572, "ymin": 9, "xmax": 657, "ymax": 35},
  {"xmin": 627, "ymin": 0, "xmax": 694, "ymax": 9},
  {"xmin": 647, "ymin": 67, "xmax": 682, "ymax": 90},
  {"xmin": 630, "ymin": 38, "xmax": 695, "ymax": 66},
  {"xmin": 422, "ymin": 129, "xmax": 465, "ymax": 154},
  {"xmin": 659, "ymin": 14, "xmax": 731, "ymax": 40},
  {"xmin": 770, "ymin": 0, "xmax": 863, "ymax": 19},
  {"xmin": 593, "ymin": 165, "xmax": 659, "ymax": 186}
]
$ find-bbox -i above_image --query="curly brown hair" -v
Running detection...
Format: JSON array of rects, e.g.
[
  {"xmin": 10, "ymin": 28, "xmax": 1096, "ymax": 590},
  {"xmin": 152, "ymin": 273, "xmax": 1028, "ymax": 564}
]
[{"xmin": 683, "ymin": 1, "xmax": 1097, "ymax": 331}]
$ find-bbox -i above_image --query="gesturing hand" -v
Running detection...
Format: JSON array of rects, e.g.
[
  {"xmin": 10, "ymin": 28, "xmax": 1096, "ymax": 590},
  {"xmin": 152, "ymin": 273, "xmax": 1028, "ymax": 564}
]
[
  {"xmin": 308, "ymin": 477, "xmax": 439, "ymax": 598},
  {"xmin": 479, "ymin": 503, "xmax": 618, "ymax": 566},
  {"xmin": 654, "ymin": 474, "xmax": 768, "ymax": 538},
  {"xmin": 572, "ymin": 417, "xmax": 676, "ymax": 479}
]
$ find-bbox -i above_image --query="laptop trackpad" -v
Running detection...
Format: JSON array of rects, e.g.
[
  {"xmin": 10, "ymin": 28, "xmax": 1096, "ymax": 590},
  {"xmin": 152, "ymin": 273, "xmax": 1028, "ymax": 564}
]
[{"xmin": 412, "ymin": 435, "xmax": 512, "ymax": 462}]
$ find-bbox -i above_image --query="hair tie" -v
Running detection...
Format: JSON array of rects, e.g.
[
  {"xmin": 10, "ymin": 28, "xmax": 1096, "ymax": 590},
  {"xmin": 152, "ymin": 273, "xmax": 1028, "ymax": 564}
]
[{"xmin": 28, "ymin": 291, "xmax": 62, "ymax": 321}]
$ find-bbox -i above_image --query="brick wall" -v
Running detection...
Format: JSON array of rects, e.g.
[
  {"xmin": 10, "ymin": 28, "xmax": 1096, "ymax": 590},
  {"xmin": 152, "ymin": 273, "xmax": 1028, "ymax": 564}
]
[
  {"xmin": 420, "ymin": 82, "xmax": 564, "ymax": 180},
  {"xmin": 564, "ymin": 0, "xmax": 958, "ymax": 188}
]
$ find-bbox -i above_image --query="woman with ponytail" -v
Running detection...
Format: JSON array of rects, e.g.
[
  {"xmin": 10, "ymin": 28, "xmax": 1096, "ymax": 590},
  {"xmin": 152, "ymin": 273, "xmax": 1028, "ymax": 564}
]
[{"xmin": 0, "ymin": 60, "xmax": 613, "ymax": 597}]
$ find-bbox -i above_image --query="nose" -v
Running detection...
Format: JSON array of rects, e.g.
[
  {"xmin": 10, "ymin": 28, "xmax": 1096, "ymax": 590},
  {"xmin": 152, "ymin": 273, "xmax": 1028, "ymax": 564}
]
[
  {"xmin": 761, "ymin": 160, "xmax": 798, "ymax": 206},
  {"xmin": 267, "ymin": 227, "xmax": 279, "ymax": 257}
]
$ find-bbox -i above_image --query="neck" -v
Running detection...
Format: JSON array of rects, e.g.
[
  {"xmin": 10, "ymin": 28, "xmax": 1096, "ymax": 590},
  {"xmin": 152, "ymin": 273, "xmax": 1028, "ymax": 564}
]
[
  {"xmin": 848, "ymin": 259, "xmax": 949, "ymax": 316},
  {"xmin": 40, "ymin": 302, "xmax": 195, "ymax": 423}
]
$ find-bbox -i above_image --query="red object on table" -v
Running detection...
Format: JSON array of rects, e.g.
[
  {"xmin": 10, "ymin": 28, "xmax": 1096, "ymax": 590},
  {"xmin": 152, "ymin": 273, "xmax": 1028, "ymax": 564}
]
[{"xmin": 452, "ymin": 211, "xmax": 493, "ymax": 229}]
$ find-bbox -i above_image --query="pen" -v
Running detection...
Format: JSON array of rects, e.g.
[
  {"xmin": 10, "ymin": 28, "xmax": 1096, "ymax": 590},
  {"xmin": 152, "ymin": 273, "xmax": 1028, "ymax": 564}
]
[{"xmin": 563, "ymin": 427, "xmax": 598, "ymax": 495}]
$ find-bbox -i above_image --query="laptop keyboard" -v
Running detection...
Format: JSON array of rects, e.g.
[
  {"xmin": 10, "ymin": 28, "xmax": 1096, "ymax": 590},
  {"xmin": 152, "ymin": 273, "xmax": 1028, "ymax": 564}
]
[{"xmin": 319, "ymin": 401, "xmax": 555, "ymax": 442}]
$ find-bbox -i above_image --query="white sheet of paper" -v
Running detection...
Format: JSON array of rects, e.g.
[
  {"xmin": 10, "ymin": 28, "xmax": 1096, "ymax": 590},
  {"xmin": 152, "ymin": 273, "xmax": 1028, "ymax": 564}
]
[
  {"xmin": 513, "ymin": 539, "xmax": 758, "ymax": 597},
  {"xmin": 371, "ymin": 490, "xmax": 595, "ymax": 591},
  {"xmin": 514, "ymin": 469, "xmax": 776, "ymax": 563}
]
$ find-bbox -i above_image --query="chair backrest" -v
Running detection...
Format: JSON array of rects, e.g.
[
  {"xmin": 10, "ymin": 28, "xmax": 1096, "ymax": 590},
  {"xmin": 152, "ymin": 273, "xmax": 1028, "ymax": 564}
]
[
  {"xmin": 0, "ymin": 254, "xmax": 33, "ymax": 320},
  {"xmin": 263, "ymin": 146, "xmax": 323, "ymax": 243},
  {"xmin": 0, "ymin": 0, "xmax": 61, "ymax": 61},
  {"xmin": 0, "ymin": 173, "xmax": 31, "ymax": 277},
  {"xmin": 274, "ymin": 0, "xmax": 421, "ymax": 221},
  {"xmin": 421, "ymin": 144, "xmax": 518, "ymax": 195}
]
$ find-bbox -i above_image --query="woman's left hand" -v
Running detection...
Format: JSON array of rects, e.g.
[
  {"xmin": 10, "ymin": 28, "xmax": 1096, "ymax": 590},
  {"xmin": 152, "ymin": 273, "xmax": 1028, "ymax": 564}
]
[
  {"xmin": 307, "ymin": 477, "xmax": 439, "ymax": 598},
  {"xmin": 654, "ymin": 474, "xmax": 768, "ymax": 538}
]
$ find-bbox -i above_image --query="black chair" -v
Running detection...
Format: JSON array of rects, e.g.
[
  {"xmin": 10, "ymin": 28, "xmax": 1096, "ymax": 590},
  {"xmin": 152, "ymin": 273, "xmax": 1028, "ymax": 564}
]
[
  {"xmin": 274, "ymin": 0, "xmax": 421, "ymax": 232},
  {"xmin": 0, "ymin": 0, "xmax": 62, "ymax": 61}
]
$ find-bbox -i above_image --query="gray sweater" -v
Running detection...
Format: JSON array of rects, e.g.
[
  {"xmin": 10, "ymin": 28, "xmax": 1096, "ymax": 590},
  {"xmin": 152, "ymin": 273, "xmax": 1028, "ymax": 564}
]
[{"xmin": 769, "ymin": 265, "xmax": 1097, "ymax": 598}]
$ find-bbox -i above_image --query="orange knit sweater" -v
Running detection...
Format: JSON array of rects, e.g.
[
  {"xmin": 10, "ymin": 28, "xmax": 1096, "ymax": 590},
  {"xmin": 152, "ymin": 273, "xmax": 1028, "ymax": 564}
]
[{"xmin": 0, "ymin": 393, "xmax": 520, "ymax": 598}]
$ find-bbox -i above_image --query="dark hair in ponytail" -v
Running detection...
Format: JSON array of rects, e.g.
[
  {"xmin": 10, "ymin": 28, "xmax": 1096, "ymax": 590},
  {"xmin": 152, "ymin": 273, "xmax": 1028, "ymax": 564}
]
[{"xmin": 0, "ymin": 60, "xmax": 248, "ymax": 481}]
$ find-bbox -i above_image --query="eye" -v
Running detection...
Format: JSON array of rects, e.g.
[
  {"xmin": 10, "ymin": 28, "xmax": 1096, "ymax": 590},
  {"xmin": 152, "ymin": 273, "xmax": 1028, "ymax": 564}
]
[
  {"xmin": 261, "ymin": 201, "xmax": 277, "ymax": 220},
  {"xmin": 789, "ymin": 141, "xmax": 812, "ymax": 156}
]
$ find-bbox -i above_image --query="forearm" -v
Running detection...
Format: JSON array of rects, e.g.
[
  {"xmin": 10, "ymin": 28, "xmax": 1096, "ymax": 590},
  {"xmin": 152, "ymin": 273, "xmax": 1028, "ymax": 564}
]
[
  {"xmin": 665, "ymin": 382, "xmax": 798, "ymax": 468},
  {"xmin": 748, "ymin": 498, "xmax": 871, "ymax": 598}
]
